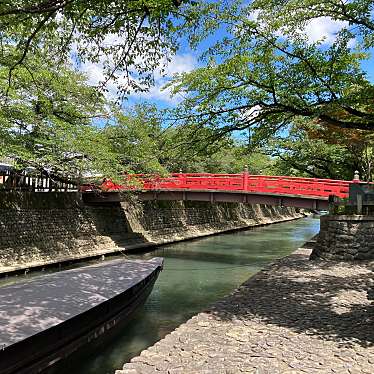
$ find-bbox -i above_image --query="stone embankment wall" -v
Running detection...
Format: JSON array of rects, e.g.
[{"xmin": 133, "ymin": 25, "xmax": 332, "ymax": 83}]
[
  {"xmin": 0, "ymin": 192, "xmax": 131, "ymax": 273},
  {"xmin": 311, "ymin": 215, "xmax": 374, "ymax": 260},
  {"xmin": 0, "ymin": 192, "xmax": 304, "ymax": 273},
  {"xmin": 121, "ymin": 199, "xmax": 303, "ymax": 244}
]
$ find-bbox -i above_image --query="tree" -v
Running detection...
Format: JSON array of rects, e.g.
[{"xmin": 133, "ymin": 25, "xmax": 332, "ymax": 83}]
[
  {"xmin": 251, "ymin": 0, "xmax": 374, "ymax": 46},
  {"xmin": 166, "ymin": 139, "xmax": 275, "ymax": 174},
  {"xmin": 267, "ymin": 124, "xmax": 358, "ymax": 180},
  {"xmin": 167, "ymin": 0, "xmax": 374, "ymax": 146},
  {"xmin": 0, "ymin": 0, "xmax": 188, "ymax": 95},
  {"xmin": 103, "ymin": 103, "xmax": 276, "ymax": 175},
  {"xmin": 0, "ymin": 1, "xmax": 196, "ymax": 179},
  {"xmin": 0, "ymin": 54, "xmax": 119, "ymax": 180},
  {"xmin": 264, "ymin": 115, "xmax": 374, "ymax": 181},
  {"xmin": 103, "ymin": 104, "xmax": 169, "ymax": 174},
  {"xmin": 304, "ymin": 120, "xmax": 374, "ymax": 181},
  {"xmin": 103, "ymin": 104, "xmax": 231, "ymax": 174}
]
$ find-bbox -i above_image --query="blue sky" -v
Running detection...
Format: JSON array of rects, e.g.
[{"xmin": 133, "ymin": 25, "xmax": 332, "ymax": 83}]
[
  {"xmin": 81, "ymin": 15, "xmax": 374, "ymax": 111},
  {"xmin": 360, "ymin": 48, "xmax": 374, "ymax": 81}
]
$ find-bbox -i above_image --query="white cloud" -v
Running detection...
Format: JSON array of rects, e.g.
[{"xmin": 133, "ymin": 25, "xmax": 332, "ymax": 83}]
[
  {"xmin": 79, "ymin": 59, "xmax": 119, "ymax": 101},
  {"xmin": 164, "ymin": 53, "xmax": 196, "ymax": 76},
  {"xmin": 303, "ymin": 17, "xmax": 348, "ymax": 45},
  {"xmin": 79, "ymin": 52, "xmax": 197, "ymax": 104},
  {"xmin": 140, "ymin": 53, "xmax": 197, "ymax": 104},
  {"xmin": 72, "ymin": 28, "xmax": 198, "ymax": 104},
  {"xmin": 242, "ymin": 105, "xmax": 262, "ymax": 122},
  {"xmin": 134, "ymin": 83, "xmax": 177, "ymax": 104},
  {"xmin": 81, "ymin": 60, "xmax": 105, "ymax": 86},
  {"xmin": 248, "ymin": 9, "xmax": 260, "ymax": 22}
]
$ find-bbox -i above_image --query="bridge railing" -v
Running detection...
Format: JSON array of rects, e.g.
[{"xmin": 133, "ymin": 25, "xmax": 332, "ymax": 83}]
[
  {"xmin": 116, "ymin": 173, "xmax": 351, "ymax": 199},
  {"xmin": 244, "ymin": 176, "xmax": 350, "ymax": 198}
]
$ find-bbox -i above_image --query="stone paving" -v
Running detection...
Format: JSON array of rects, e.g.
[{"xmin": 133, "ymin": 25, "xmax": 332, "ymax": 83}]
[{"xmin": 116, "ymin": 243, "xmax": 374, "ymax": 374}]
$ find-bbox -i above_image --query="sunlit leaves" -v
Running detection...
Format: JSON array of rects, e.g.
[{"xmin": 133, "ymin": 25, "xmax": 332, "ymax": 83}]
[
  {"xmin": 0, "ymin": 54, "xmax": 118, "ymax": 178},
  {"xmin": 168, "ymin": 0, "xmax": 374, "ymax": 146},
  {"xmin": 0, "ymin": 0, "xmax": 191, "ymax": 95}
]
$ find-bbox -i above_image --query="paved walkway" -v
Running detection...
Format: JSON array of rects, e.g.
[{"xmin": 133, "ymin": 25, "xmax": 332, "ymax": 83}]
[{"xmin": 116, "ymin": 244, "xmax": 374, "ymax": 374}]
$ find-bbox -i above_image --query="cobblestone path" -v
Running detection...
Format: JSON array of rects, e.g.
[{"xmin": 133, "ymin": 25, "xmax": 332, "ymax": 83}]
[{"xmin": 117, "ymin": 245, "xmax": 374, "ymax": 374}]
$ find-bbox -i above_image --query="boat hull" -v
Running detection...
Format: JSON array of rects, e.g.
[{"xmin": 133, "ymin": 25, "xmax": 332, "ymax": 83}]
[{"xmin": 0, "ymin": 258, "xmax": 163, "ymax": 374}]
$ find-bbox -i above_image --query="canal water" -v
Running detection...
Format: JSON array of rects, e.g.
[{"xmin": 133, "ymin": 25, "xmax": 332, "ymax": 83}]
[
  {"xmin": 0, "ymin": 217, "xmax": 319, "ymax": 373},
  {"xmin": 59, "ymin": 217, "xmax": 319, "ymax": 374}
]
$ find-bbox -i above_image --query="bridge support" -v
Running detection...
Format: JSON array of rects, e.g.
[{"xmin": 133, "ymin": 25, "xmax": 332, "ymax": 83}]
[{"xmin": 312, "ymin": 215, "xmax": 374, "ymax": 260}]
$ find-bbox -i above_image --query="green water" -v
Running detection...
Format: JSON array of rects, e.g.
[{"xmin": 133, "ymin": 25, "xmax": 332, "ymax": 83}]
[
  {"xmin": 62, "ymin": 217, "xmax": 319, "ymax": 373},
  {"xmin": 1, "ymin": 217, "xmax": 319, "ymax": 373}
]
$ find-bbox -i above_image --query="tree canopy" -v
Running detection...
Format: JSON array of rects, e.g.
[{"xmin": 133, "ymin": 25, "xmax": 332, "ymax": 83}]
[
  {"xmin": 0, "ymin": 0, "xmax": 188, "ymax": 95},
  {"xmin": 0, "ymin": 0, "xmax": 192, "ymax": 179},
  {"xmin": 168, "ymin": 0, "xmax": 374, "ymax": 146},
  {"xmin": 1, "ymin": 0, "xmax": 374, "ymax": 182},
  {"xmin": 266, "ymin": 120, "xmax": 365, "ymax": 180},
  {"xmin": 0, "ymin": 53, "xmax": 119, "ymax": 179},
  {"xmin": 103, "ymin": 103, "xmax": 275, "ymax": 176}
]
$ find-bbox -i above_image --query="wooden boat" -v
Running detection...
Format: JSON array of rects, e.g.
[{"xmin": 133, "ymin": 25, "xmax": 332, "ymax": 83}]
[{"xmin": 0, "ymin": 257, "xmax": 163, "ymax": 374}]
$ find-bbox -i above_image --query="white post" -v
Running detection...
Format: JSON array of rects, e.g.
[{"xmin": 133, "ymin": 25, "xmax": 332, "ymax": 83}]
[{"xmin": 353, "ymin": 170, "xmax": 360, "ymax": 183}]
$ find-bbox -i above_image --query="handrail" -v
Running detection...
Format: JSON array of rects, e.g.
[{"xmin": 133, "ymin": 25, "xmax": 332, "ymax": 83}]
[{"xmin": 100, "ymin": 173, "xmax": 354, "ymax": 199}]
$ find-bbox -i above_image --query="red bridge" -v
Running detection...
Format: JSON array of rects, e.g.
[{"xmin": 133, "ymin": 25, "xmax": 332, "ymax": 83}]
[{"xmin": 84, "ymin": 173, "xmax": 355, "ymax": 210}]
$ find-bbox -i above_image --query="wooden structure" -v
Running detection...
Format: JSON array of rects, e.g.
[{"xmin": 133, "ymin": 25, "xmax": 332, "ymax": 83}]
[
  {"xmin": 0, "ymin": 258, "xmax": 163, "ymax": 374},
  {"xmin": 0, "ymin": 169, "xmax": 77, "ymax": 192}
]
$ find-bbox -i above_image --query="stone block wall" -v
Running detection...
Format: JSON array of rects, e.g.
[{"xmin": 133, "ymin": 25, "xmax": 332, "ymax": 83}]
[
  {"xmin": 0, "ymin": 192, "xmax": 131, "ymax": 273},
  {"xmin": 121, "ymin": 199, "xmax": 302, "ymax": 244},
  {"xmin": 0, "ymin": 192, "xmax": 304, "ymax": 273},
  {"xmin": 311, "ymin": 215, "xmax": 374, "ymax": 260}
]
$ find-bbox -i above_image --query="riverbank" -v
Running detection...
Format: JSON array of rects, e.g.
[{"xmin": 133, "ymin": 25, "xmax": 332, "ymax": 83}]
[
  {"xmin": 117, "ymin": 240, "xmax": 374, "ymax": 373},
  {"xmin": 0, "ymin": 192, "xmax": 305, "ymax": 275}
]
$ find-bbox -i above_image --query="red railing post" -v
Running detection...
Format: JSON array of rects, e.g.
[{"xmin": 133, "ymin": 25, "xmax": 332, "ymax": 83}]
[{"xmin": 243, "ymin": 165, "xmax": 249, "ymax": 191}]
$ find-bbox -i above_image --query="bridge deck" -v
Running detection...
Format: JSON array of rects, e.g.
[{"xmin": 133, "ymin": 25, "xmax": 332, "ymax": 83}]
[
  {"xmin": 138, "ymin": 188, "xmax": 329, "ymax": 199},
  {"xmin": 0, "ymin": 257, "xmax": 163, "ymax": 374},
  {"xmin": 83, "ymin": 189, "xmax": 330, "ymax": 209}
]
